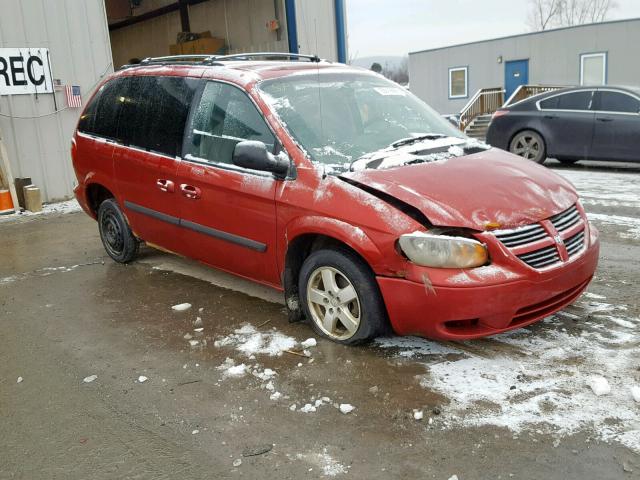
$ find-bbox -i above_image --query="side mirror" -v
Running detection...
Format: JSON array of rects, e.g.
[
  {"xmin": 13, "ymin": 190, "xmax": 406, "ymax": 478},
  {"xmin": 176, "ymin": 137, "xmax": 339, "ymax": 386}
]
[{"xmin": 232, "ymin": 141, "xmax": 289, "ymax": 177}]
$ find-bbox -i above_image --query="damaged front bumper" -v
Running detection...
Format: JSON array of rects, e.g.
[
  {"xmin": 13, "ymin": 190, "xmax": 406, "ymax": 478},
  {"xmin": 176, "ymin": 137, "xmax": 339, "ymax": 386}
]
[{"xmin": 377, "ymin": 226, "xmax": 600, "ymax": 340}]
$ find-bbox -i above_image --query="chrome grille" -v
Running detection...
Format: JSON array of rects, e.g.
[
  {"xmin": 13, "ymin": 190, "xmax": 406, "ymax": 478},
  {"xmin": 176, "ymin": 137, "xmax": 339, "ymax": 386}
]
[
  {"xmin": 493, "ymin": 224, "xmax": 548, "ymax": 247},
  {"xmin": 550, "ymin": 204, "xmax": 581, "ymax": 233},
  {"xmin": 517, "ymin": 245, "xmax": 561, "ymax": 269},
  {"xmin": 492, "ymin": 204, "xmax": 586, "ymax": 270},
  {"xmin": 565, "ymin": 230, "xmax": 585, "ymax": 257}
]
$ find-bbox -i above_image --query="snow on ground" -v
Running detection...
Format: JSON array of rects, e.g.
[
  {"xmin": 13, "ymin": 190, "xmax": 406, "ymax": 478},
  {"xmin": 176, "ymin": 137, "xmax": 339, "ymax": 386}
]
[
  {"xmin": 386, "ymin": 292, "xmax": 640, "ymax": 452},
  {"xmin": 293, "ymin": 448, "xmax": 348, "ymax": 476},
  {"xmin": 0, "ymin": 199, "xmax": 81, "ymax": 223},
  {"xmin": 586, "ymin": 213, "xmax": 640, "ymax": 240},
  {"xmin": 558, "ymin": 170, "xmax": 640, "ymax": 209},
  {"xmin": 213, "ymin": 324, "xmax": 297, "ymax": 357}
]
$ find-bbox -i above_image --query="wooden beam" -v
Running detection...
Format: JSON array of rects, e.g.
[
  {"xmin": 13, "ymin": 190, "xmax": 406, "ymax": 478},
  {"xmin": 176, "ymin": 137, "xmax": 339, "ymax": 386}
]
[
  {"xmin": 109, "ymin": 0, "xmax": 208, "ymax": 31},
  {"xmin": 0, "ymin": 129, "xmax": 20, "ymax": 214},
  {"xmin": 179, "ymin": 0, "xmax": 191, "ymax": 33}
]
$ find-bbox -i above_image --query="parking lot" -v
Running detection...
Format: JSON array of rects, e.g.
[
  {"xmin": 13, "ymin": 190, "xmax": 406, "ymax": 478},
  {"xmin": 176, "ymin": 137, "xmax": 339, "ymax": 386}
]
[{"xmin": 1, "ymin": 161, "xmax": 638, "ymax": 480}]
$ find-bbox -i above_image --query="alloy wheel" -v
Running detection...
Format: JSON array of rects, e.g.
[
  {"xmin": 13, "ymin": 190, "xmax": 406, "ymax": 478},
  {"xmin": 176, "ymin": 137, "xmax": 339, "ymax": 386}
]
[
  {"xmin": 511, "ymin": 133, "xmax": 543, "ymax": 162},
  {"xmin": 306, "ymin": 266, "xmax": 361, "ymax": 341}
]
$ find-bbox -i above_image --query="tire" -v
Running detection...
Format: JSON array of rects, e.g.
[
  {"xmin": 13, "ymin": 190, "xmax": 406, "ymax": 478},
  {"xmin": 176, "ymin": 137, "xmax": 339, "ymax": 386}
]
[
  {"xmin": 509, "ymin": 130, "xmax": 547, "ymax": 164},
  {"xmin": 557, "ymin": 158, "xmax": 579, "ymax": 165},
  {"xmin": 298, "ymin": 248, "xmax": 388, "ymax": 345},
  {"xmin": 98, "ymin": 198, "xmax": 140, "ymax": 263}
]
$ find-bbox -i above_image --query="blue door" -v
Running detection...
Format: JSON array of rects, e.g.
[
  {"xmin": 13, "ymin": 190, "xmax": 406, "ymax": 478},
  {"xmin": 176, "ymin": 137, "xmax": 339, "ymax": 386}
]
[{"xmin": 505, "ymin": 59, "xmax": 529, "ymax": 101}]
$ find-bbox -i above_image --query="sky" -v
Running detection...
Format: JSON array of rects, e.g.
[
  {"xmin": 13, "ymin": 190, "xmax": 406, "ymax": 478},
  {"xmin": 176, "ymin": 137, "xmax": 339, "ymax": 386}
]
[{"xmin": 346, "ymin": 0, "xmax": 640, "ymax": 60}]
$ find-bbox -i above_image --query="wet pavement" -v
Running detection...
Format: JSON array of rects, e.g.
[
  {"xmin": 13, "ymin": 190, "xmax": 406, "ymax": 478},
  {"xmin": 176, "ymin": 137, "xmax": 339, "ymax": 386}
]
[{"xmin": 1, "ymin": 163, "xmax": 639, "ymax": 479}]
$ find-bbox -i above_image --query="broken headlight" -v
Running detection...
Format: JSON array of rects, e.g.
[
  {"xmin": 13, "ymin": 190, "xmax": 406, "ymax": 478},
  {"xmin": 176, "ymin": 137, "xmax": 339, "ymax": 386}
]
[{"xmin": 398, "ymin": 232, "xmax": 488, "ymax": 268}]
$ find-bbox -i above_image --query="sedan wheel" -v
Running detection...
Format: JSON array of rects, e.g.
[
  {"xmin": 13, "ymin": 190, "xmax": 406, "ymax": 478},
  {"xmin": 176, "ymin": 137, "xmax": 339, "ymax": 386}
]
[
  {"xmin": 306, "ymin": 266, "xmax": 361, "ymax": 341},
  {"xmin": 510, "ymin": 131, "xmax": 546, "ymax": 164}
]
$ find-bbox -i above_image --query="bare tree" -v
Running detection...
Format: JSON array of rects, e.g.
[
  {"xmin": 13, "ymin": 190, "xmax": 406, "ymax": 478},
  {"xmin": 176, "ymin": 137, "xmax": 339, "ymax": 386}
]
[
  {"xmin": 528, "ymin": 0, "xmax": 617, "ymax": 30},
  {"xmin": 382, "ymin": 57, "xmax": 409, "ymax": 86},
  {"xmin": 528, "ymin": 0, "xmax": 562, "ymax": 30}
]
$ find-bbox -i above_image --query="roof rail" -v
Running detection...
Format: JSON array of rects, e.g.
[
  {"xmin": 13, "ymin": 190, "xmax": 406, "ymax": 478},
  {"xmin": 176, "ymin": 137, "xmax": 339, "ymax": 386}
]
[
  {"xmin": 139, "ymin": 54, "xmax": 218, "ymax": 64},
  {"xmin": 212, "ymin": 52, "xmax": 323, "ymax": 63},
  {"xmin": 121, "ymin": 52, "xmax": 324, "ymax": 69}
]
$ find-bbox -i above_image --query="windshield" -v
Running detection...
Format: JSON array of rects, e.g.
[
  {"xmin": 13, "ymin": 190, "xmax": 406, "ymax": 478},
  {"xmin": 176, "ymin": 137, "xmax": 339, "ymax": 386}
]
[{"xmin": 259, "ymin": 72, "xmax": 466, "ymax": 171}]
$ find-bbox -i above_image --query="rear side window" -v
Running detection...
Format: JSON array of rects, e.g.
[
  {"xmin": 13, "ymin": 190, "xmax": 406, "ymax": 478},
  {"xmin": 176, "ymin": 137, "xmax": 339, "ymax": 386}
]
[
  {"xmin": 539, "ymin": 91, "xmax": 593, "ymax": 111},
  {"xmin": 186, "ymin": 81, "xmax": 275, "ymax": 165},
  {"xmin": 78, "ymin": 78, "xmax": 127, "ymax": 141},
  {"xmin": 595, "ymin": 91, "xmax": 640, "ymax": 114},
  {"xmin": 119, "ymin": 75, "xmax": 200, "ymax": 157}
]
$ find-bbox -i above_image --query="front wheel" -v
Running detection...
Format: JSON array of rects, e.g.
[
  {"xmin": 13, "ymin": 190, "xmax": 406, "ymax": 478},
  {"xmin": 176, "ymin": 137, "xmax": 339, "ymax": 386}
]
[
  {"xmin": 298, "ymin": 248, "xmax": 388, "ymax": 345},
  {"xmin": 509, "ymin": 130, "xmax": 547, "ymax": 164},
  {"xmin": 98, "ymin": 199, "xmax": 140, "ymax": 263}
]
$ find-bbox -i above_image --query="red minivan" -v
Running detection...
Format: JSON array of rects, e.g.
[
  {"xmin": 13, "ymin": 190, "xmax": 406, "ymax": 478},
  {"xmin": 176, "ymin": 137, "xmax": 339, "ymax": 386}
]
[{"xmin": 71, "ymin": 53, "xmax": 599, "ymax": 344}]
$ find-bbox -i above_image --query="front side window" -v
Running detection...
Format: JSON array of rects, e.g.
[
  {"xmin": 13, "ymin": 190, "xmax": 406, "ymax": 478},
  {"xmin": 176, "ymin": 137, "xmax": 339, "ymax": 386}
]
[
  {"xmin": 539, "ymin": 91, "xmax": 593, "ymax": 111},
  {"xmin": 580, "ymin": 53, "xmax": 607, "ymax": 86},
  {"xmin": 595, "ymin": 91, "xmax": 640, "ymax": 114},
  {"xmin": 449, "ymin": 67, "xmax": 468, "ymax": 98},
  {"xmin": 187, "ymin": 81, "xmax": 275, "ymax": 165}
]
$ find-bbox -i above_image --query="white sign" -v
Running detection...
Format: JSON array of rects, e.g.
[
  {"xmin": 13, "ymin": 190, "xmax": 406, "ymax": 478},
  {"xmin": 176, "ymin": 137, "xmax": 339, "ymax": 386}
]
[{"xmin": 0, "ymin": 48, "xmax": 53, "ymax": 96}]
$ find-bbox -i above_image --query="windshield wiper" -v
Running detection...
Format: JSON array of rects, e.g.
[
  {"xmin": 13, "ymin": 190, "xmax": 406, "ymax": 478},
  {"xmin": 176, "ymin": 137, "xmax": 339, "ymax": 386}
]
[{"xmin": 390, "ymin": 133, "xmax": 449, "ymax": 148}]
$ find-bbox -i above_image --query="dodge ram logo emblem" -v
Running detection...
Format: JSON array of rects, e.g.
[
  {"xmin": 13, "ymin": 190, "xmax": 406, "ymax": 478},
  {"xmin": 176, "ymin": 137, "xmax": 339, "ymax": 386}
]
[{"xmin": 554, "ymin": 235, "xmax": 563, "ymax": 245}]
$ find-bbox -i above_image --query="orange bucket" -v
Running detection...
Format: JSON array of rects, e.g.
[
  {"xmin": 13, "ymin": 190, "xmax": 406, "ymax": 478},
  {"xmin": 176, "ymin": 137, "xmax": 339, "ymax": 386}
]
[{"xmin": 0, "ymin": 189, "xmax": 14, "ymax": 212}]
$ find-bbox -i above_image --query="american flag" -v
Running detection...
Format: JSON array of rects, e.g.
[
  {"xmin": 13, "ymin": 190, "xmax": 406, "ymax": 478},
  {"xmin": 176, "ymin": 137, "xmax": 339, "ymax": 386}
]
[{"xmin": 65, "ymin": 85, "xmax": 82, "ymax": 108}]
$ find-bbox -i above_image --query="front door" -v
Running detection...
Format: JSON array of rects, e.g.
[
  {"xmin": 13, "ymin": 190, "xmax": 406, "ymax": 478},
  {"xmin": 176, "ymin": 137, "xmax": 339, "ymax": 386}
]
[
  {"xmin": 505, "ymin": 59, "xmax": 529, "ymax": 101},
  {"xmin": 177, "ymin": 80, "xmax": 281, "ymax": 286},
  {"xmin": 590, "ymin": 89, "xmax": 640, "ymax": 161}
]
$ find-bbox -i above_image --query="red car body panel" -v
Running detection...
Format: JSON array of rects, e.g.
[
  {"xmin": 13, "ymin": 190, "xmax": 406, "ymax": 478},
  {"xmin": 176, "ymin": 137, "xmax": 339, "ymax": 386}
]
[
  {"xmin": 343, "ymin": 149, "xmax": 578, "ymax": 231},
  {"xmin": 71, "ymin": 61, "xmax": 600, "ymax": 341}
]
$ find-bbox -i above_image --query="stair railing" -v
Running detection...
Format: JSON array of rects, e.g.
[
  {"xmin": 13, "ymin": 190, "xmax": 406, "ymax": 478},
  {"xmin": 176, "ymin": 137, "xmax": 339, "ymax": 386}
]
[
  {"xmin": 503, "ymin": 84, "xmax": 567, "ymax": 107},
  {"xmin": 459, "ymin": 87, "xmax": 504, "ymax": 131}
]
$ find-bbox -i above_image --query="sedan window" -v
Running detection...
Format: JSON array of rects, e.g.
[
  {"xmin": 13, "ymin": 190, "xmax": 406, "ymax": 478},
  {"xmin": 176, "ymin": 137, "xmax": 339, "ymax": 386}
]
[
  {"xmin": 595, "ymin": 91, "xmax": 640, "ymax": 114},
  {"xmin": 539, "ymin": 91, "xmax": 593, "ymax": 111}
]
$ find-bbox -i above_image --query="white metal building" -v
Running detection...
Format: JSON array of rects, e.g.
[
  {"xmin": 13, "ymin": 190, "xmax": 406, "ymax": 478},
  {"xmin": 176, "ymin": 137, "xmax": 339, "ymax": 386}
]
[
  {"xmin": 0, "ymin": 0, "xmax": 347, "ymax": 203},
  {"xmin": 409, "ymin": 18, "xmax": 640, "ymax": 115}
]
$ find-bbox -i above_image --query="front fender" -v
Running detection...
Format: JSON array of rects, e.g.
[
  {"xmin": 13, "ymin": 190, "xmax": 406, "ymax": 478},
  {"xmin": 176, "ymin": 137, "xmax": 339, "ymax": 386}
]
[{"xmin": 284, "ymin": 215, "xmax": 386, "ymax": 271}]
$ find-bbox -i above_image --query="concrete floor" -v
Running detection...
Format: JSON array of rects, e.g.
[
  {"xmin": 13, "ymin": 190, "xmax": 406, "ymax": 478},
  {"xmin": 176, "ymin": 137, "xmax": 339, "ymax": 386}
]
[{"xmin": 1, "ymin": 163, "xmax": 639, "ymax": 479}]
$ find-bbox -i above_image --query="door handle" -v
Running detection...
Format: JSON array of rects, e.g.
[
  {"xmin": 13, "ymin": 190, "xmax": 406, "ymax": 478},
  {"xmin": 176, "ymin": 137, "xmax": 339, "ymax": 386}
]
[
  {"xmin": 597, "ymin": 117, "xmax": 613, "ymax": 122},
  {"xmin": 544, "ymin": 115, "xmax": 557, "ymax": 120},
  {"xmin": 180, "ymin": 184, "xmax": 201, "ymax": 199},
  {"xmin": 156, "ymin": 179, "xmax": 175, "ymax": 193}
]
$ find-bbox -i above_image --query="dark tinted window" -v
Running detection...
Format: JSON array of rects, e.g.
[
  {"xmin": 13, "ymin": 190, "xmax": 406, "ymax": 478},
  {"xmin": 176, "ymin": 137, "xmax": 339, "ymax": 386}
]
[
  {"xmin": 596, "ymin": 91, "xmax": 640, "ymax": 113},
  {"xmin": 187, "ymin": 82, "xmax": 275, "ymax": 165},
  {"xmin": 78, "ymin": 78, "xmax": 127, "ymax": 140},
  {"xmin": 119, "ymin": 76, "xmax": 199, "ymax": 157},
  {"xmin": 540, "ymin": 91, "xmax": 593, "ymax": 110}
]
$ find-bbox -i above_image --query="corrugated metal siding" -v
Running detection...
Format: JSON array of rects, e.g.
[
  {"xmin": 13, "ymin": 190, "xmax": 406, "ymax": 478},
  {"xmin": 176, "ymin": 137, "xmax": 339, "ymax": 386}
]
[
  {"xmin": 409, "ymin": 19, "xmax": 640, "ymax": 115},
  {"xmin": 295, "ymin": 0, "xmax": 338, "ymax": 61},
  {"xmin": 0, "ymin": 0, "xmax": 113, "ymax": 202},
  {"xmin": 110, "ymin": 0, "xmax": 291, "ymax": 67}
]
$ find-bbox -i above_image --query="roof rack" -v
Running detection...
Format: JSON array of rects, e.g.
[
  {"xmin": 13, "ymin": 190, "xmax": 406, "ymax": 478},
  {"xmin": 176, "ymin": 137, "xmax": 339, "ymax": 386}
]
[
  {"xmin": 122, "ymin": 52, "xmax": 324, "ymax": 69},
  {"xmin": 213, "ymin": 53, "xmax": 323, "ymax": 63}
]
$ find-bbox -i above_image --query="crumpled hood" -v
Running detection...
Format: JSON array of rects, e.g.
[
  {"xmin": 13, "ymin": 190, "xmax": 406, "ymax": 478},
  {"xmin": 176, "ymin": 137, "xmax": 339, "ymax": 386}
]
[{"xmin": 340, "ymin": 148, "xmax": 578, "ymax": 231}]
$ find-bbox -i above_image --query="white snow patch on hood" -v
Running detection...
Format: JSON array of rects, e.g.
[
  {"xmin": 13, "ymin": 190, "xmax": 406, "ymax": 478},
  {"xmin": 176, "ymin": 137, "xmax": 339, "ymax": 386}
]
[{"xmin": 213, "ymin": 324, "xmax": 297, "ymax": 357}]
